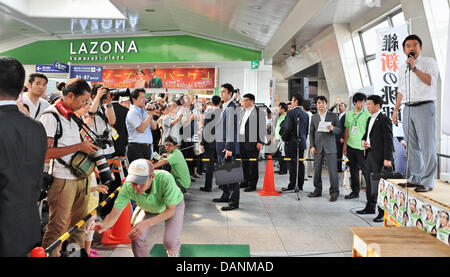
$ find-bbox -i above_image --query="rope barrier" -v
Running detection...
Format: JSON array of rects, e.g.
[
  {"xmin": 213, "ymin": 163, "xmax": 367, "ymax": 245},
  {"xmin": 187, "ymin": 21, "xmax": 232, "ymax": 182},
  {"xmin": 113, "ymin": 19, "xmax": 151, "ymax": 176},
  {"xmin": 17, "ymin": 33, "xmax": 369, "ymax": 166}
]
[
  {"xmin": 43, "ymin": 185, "xmax": 123, "ymax": 255},
  {"xmin": 182, "ymin": 157, "xmax": 350, "ymax": 162}
]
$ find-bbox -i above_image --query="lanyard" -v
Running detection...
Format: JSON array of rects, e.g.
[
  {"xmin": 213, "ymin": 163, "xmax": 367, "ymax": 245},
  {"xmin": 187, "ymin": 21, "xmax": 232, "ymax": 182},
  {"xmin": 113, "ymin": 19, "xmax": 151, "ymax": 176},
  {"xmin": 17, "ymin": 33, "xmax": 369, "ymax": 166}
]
[{"xmin": 352, "ymin": 109, "xmax": 365, "ymax": 127}]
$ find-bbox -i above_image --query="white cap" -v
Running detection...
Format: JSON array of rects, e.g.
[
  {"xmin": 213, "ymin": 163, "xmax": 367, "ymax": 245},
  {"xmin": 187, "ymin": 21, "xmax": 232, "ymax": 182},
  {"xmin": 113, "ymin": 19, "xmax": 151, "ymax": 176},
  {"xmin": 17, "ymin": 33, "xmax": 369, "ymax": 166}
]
[{"xmin": 125, "ymin": 159, "xmax": 153, "ymax": 185}]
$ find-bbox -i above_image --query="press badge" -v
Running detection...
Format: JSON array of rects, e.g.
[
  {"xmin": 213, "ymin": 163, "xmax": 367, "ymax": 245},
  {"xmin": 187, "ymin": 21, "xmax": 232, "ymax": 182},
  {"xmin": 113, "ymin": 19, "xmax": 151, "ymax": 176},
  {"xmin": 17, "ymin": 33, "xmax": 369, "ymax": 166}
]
[
  {"xmin": 352, "ymin": 126, "xmax": 358, "ymax": 135},
  {"xmin": 111, "ymin": 127, "xmax": 119, "ymax": 140}
]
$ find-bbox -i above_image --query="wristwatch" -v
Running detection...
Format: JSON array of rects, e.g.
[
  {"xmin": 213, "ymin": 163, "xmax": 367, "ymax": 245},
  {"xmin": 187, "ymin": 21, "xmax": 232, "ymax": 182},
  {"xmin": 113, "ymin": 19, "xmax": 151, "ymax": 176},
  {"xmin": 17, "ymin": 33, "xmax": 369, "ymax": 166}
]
[
  {"xmin": 412, "ymin": 67, "xmax": 418, "ymax": 73},
  {"xmin": 106, "ymin": 104, "xmax": 112, "ymax": 108}
]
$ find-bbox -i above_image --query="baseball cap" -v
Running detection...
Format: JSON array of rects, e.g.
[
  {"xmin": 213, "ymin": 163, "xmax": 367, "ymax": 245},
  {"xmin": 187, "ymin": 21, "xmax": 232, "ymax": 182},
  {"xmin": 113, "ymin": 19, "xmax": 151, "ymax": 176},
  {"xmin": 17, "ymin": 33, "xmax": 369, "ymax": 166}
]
[{"xmin": 125, "ymin": 159, "xmax": 154, "ymax": 185}]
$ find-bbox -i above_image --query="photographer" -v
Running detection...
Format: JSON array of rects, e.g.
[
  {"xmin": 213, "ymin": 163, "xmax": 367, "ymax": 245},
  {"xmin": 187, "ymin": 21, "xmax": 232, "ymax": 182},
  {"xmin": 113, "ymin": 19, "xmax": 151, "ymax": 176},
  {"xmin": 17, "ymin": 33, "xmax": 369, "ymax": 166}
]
[
  {"xmin": 126, "ymin": 89, "xmax": 158, "ymax": 163},
  {"xmin": 86, "ymin": 84, "xmax": 116, "ymax": 159},
  {"xmin": 40, "ymin": 78, "xmax": 99, "ymax": 257}
]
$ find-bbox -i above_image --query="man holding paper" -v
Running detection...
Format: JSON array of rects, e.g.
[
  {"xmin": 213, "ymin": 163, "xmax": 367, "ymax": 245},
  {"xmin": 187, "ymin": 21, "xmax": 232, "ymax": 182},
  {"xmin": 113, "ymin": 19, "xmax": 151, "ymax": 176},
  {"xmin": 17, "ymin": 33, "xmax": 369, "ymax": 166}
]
[{"xmin": 308, "ymin": 96, "xmax": 342, "ymax": 202}]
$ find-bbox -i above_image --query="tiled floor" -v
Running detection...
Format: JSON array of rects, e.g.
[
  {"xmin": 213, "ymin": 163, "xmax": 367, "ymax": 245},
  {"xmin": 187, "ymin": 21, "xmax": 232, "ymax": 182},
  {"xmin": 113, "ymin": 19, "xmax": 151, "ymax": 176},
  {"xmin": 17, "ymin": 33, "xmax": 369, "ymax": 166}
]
[{"xmin": 92, "ymin": 161, "xmax": 383, "ymax": 257}]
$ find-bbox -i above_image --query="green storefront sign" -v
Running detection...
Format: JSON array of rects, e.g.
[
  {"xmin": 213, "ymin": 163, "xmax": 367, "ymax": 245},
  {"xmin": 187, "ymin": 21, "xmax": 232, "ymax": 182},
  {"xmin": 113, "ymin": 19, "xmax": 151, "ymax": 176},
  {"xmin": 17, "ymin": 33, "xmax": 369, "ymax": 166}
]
[{"xmin": 0, "ymin": 35, "xmax": 261, "ymax": 65}]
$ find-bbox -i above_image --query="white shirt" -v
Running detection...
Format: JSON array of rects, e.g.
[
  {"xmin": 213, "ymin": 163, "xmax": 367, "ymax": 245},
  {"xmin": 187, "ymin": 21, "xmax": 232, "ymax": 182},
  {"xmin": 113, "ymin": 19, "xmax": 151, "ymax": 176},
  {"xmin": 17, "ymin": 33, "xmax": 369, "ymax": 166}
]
[
  {"xmin": 398, "ymin": 56, "xmax": 439, "ymax": 104},
  {"xmin": 22, "ymin": 93, "xmax": 50, "ymax": 120},
  {"xmin": 0, "ymin": 100, "xmax": 17, "ymax": 107},
  {"xmin": 221, "ymin": 98, "xmax": 234, "ymax": 118},
  {"xmin": 92, "ymin": 106, "xmax": 115, "ymax": 156},
  {"xmin": 339, "ymin": 112, "xmax": 345, "ymax": 121},
  {"xmin": 366, "ymin": 110, "xmax": 381, "ymax": 145},
  {"xmin": 319, "ymin": 110, "xmax": 327, "ymax": 122},
  {"xmin": 40, "ymin": 106, "xmax": 83, "ymax": 180},
  {"xmin": 239, "ymin": 106, "xmax": 255, "ymax": 136}
]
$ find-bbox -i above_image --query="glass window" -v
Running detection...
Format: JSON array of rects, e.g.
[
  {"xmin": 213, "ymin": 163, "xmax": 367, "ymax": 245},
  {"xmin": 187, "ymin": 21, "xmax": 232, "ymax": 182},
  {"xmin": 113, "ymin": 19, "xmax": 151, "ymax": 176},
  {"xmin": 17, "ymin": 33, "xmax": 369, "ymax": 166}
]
[
  {"xmin": 392, "ymin": 12, "xmax": 406, "ymax": 27},
  {"xmin": 366, "ymin": 59, "xmax": 380, "ymax": 84},
  {"xmin": 361, "ymin": 20, "xmax": 390, "ymax": 56}
]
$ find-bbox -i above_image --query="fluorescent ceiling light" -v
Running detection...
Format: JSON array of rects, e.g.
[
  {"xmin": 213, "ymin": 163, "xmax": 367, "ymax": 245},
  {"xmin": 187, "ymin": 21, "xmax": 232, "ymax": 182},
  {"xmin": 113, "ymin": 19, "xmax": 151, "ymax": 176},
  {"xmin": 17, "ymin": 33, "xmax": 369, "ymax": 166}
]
[{"xmin": 0, "ymin": 0, "xmax": 126, "ymax": 19}]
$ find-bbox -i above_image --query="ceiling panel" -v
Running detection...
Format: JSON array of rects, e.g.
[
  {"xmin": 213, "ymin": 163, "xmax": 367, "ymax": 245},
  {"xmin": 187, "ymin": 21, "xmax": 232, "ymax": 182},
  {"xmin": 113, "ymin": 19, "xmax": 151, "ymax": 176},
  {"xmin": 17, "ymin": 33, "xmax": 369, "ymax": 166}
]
[{"xmin": 0, "ymin": 0, "xmax": 299, "ymax": 52}]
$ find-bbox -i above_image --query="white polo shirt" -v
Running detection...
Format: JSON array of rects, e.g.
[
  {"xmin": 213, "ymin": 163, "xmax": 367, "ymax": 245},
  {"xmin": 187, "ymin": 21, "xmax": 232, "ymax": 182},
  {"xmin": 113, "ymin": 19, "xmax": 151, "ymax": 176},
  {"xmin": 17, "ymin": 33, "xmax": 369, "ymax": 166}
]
[
  {"xmin": 40, "ymin": 106, "xmax": 82, "ymax": 180},
  {"xmin": 398, "ymin": 56, "xmax": 439, "ymax": 104},
  {"xmin": 22, "ymin": 93, "xmax": 50, "ymax": 120}
]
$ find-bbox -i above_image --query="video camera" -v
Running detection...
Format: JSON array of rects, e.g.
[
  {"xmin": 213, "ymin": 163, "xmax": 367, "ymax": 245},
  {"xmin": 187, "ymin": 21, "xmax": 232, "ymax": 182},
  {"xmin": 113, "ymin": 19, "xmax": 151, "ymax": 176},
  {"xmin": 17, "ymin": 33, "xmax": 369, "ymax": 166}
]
[
  {"xmin": 91, "ymin": 130, "xmax": 115, "ymax": 188},
  {"xmin": 108, "ymin": 88, "xmax": 130, "ymax": 97}
]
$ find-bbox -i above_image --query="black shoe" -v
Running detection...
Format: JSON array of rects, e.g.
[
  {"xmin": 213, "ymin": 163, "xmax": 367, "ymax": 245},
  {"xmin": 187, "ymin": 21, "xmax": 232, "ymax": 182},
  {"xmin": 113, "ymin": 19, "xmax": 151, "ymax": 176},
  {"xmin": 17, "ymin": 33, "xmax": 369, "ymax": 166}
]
[
  {"xmin": 308, "ymin": 191, "xmax": 322, "ymax": 198},
  {"xmin": 213, "ymin": 198, "xmax": 229, "ymax": 203},
  {"xmin": 281, "ymin": 186, "xmax": 295, "ymax": 192},
  {"xmin": 190, "ymin": 177, "xmax": 196, "ymax": 183},
  {"xmin": 373, "ymin": 214, "xmax": 384, "ymax": 223},
  {"xmin": 345, "ymin": 193, "xmax": 359, "ymax": 199},
  {"xmin": 200, "ymin": 187, "xmax": 211, "ymax": 192},
  {"xmin": 356, "ymin": 208, "xmax": 376, "ymax": 215},
  {"xmin": 330, "ymin": 195, "xmax": 338, "ymax": 202},
  {"xmin": 278, "ymin": 171, "xmax": 287, "ymax": 175},
  {"xmin": 398, "ymin": 182, "xmax": 419, "ymax": 188},
  {"xmin": 414, "ymin": 185, "xmax": 433, "ymax": 193},
  {"xmin": 244, "ymin": 187, "xmax": 256, "ymax": 192},
  {"xmin": 221, "ymin": 205, "xmax": 238, "ymax": 211},
  {"xmin": 239, "ymin": 183, "xmax": 248, "ymax": 189}
]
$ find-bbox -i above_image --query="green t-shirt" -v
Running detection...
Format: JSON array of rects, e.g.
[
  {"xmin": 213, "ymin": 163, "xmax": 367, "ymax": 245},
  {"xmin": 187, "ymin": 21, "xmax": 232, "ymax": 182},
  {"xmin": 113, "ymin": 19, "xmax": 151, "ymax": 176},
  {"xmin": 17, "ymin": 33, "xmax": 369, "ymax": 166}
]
[
  {"xmin": 114, "ymin": 170, "xmax": 183, "ymax": 214},
  {"xmin": 275, "ymin": 114, "xmax": 286, "ymax": 140},
  {"xmin": 167, "ymin": 149, "xmax": 191, "ymax": 189},
  {"xmin": 344, "ymin": 109, "xmax": 371, "ymax": 150}
]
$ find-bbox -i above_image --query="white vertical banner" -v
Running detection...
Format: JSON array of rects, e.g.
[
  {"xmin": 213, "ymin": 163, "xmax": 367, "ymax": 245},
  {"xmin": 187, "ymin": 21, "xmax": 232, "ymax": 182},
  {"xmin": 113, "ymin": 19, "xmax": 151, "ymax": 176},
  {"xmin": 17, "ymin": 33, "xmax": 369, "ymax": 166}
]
[
  {"xmin": 375, "ymin": 24, "xmax": 409, "ymax": 137},
  {"xmin": 443, "ymin": 23, "xmax": 450, "ymax": 136}
]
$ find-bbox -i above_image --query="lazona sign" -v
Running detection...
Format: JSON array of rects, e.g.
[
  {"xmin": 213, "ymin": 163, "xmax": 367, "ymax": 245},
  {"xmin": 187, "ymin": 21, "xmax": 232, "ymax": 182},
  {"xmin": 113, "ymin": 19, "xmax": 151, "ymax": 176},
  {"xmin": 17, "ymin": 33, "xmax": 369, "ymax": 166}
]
[{"xmin": 69, "ymin": 40, "xmax": 138, "ymax": 62}]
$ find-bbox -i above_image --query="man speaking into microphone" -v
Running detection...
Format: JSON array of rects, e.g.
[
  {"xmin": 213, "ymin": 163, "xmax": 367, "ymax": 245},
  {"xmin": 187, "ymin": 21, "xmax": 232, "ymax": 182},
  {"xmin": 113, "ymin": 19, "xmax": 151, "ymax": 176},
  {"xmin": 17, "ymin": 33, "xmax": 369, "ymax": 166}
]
[{"xmin": 392, "ymin": 34, "xmax": 439, "ymax": 193}]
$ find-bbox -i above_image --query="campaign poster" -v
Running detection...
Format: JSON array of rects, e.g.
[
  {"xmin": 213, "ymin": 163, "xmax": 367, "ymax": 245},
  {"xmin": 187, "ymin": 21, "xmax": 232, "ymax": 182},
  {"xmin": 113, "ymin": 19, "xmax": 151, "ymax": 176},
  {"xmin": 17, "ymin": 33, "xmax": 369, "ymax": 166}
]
[
  {"xmin": 420, "ymin": 203, "xmax": 439, "ymax": 235},
  {"xmin": 378, "ymin": 179, "xmax": 389, "ymax": 210},
  {"xmin": 396, "ymin": 190, "xmax": 408, "ymax": 225},
  {"xmin": 409, "ymin": 197, "xmax": 425, "ymax": 230},
  {"xmin": 386, "ymin": 182, "xmax": 397, "ymax": 217},
  {"xmin": 436, "ymin": 209, "xmax": 450, "ymax": 245}
]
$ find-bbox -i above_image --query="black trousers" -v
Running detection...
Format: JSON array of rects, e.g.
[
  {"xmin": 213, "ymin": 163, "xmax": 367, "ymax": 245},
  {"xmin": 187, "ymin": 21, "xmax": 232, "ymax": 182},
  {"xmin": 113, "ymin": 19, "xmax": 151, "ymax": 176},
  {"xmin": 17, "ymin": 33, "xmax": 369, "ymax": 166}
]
[
  {"xmin": 287, "ymin": 144, "xmax": 305, "ymax": 190},
  {"xmin": 346, "ymin": 145, "xmax": 368, "ymax": 195},
  {"xmin": 128, "ymin": 143, "xmax": 152, "ymax": 164},
  {"xmin": 365, "ymin": 150, "xmax": 382, "ymax": 210},
  {"xmin": 336, "ymin": 141, "xmax": 344, "ymax": 172},
  {"xmin": 239, "ymin": 143, "xmax": 259, "ymax": 189},
  {"xmin": 203, "ymin": 147, "xmax": 217, "ymax": 191}
]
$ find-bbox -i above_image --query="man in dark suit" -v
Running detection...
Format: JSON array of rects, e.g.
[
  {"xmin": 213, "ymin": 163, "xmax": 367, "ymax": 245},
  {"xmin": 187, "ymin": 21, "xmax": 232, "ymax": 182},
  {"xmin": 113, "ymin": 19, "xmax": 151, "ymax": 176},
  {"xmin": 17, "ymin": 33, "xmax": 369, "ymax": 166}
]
[
  {"xmin": 200, "ymin": 95, "xmax": 221, "ymax": 192},
  {"xmin": 308, "ymin": 96, "xmax": 342, "ymax": 202},
  {"xmin": 214, "ymin": 83, "xmax": 240, "ymax": 211},
  {"xmin": 281, "ymin": 93, "xmax": 310, "ymax": 192},
  {"xmin": 238, "ymin": 93, "xmax": 266, "ymax": 192},
  {"xmin": 0, "ymin": 57, "xmax": 47, "ymax": 256},
  {"xmin": 336, "ymin": 103, "xmax": 347, "ymax": 172},
  {"xmin": 111, "ymin": 94, "xmax": 129, "ymax": 157},
  {"xmin": 358, "ymin": 95, "xmax": 393, "ymax": 222}
]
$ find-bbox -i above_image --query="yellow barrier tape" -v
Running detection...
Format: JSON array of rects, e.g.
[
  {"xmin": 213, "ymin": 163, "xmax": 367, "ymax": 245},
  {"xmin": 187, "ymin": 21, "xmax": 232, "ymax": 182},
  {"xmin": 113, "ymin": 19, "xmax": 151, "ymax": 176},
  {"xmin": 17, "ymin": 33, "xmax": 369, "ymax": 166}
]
[
  {"xmin": 59, "ymin": 232, "xmax": 70, "ymax": 242},
  {"xmin": 75, "ymin": 220, "xmax": 85, "ymax": 228}
]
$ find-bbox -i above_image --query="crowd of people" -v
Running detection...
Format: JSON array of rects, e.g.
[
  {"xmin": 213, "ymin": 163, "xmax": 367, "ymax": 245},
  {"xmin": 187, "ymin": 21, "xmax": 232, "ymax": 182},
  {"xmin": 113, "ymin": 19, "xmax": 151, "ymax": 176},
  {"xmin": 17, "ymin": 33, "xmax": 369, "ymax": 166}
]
[{"xmin": 0, "ymin": 34, "xmax": 439, "ymax": 257}]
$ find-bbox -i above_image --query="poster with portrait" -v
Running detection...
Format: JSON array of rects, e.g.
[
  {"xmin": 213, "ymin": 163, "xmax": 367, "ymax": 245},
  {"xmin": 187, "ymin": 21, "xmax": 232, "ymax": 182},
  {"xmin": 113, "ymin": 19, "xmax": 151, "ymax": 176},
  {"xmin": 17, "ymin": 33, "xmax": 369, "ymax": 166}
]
[
  {"xmin": 420, "ymin": 203, "xmax": 439, "ymax": 235},
  {"xmin": 386, "ymin": 182, "xmax": 398, "ymax": 217},
  {"xmin": 436, "ymin": 209, "xmax": 450, "ymax": 245},
  {"xmin": 377, "ymin": 179, "xmax": 389, "ymax": 210},
  {"xmin": 409, "ymin": 197, "xmax": 424, "ymax": 230},
  {"xmin": 396, "ymin": 190, "xmax": 407, "ymax": 224}
]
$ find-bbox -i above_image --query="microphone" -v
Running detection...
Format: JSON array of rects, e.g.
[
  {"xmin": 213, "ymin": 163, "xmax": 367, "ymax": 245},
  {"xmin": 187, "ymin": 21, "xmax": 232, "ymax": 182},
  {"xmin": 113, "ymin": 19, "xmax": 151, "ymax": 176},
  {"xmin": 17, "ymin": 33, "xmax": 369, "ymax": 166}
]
[{"xmin": 407, "ymin": 51, "xmax": 415, "ymax": 70}]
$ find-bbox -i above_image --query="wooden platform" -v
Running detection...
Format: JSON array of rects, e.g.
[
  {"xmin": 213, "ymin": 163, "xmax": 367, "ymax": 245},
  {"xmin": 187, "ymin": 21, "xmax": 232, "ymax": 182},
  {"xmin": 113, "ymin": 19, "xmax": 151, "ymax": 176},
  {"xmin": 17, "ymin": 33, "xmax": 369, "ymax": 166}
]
[
  {"xmin": 350, "ymin": 227, "xmax": 450, "ymax": 257},
  {"xmin": 387, "ymin": 179, "xmax": 450, "ymax": 209}
]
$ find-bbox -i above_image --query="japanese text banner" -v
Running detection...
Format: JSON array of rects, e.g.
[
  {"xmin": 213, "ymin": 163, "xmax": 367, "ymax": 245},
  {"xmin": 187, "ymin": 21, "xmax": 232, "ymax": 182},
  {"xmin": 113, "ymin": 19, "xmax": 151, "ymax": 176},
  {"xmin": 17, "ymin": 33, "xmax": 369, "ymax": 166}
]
[
  {"xmin": 375, "ymin": 24, "xmax": 408, "ymax": 137},
  {"xmin": 98, "ymin": 68, "xmax": 215, "ymax": 89}
]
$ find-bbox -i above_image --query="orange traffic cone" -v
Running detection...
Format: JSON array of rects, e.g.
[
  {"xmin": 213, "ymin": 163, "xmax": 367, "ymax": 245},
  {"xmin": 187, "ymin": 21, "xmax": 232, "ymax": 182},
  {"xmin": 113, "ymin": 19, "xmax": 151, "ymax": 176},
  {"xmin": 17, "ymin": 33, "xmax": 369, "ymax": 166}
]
[
  {"xmin": 257, "ymin": 155, "xmax": 281, "ymax": 196},
  {"xmin": 101, "ymin": 202, "xmax": 132, "ymax": 245}
]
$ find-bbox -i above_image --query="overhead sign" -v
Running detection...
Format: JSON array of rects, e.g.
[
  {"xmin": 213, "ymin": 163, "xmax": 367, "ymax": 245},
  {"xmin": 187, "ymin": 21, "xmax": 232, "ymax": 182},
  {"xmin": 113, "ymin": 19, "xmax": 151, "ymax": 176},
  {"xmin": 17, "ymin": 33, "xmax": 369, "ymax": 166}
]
[
  {"xmin": 36, "ymin": 64, "xmax": 67, "ymax": 73},
  {"xmin": 70, "ymin": 65, "xmax": 103, "ymax": 82},
  {"xmin": 53, "ymin": 61, "xmax": 69, "ymax": 73},
  {"xmin": 251, "ymin": 60, "xmax": 259, "ymax": 69},
  {"xmin": 97, "ymin": 68, "xmax": 215, "ymax": 89}
]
